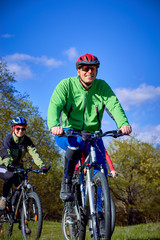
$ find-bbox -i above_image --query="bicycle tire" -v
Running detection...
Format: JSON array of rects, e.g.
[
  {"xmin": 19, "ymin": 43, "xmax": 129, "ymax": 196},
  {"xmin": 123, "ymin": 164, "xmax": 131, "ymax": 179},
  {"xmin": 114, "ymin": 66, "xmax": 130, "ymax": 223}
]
[
  {"xmin": 74, "ymin": 181, "xmax": 87, "ymax": 240},
  {"xmin": 111, "ymin": 198, "xmax": 116, "ymax": 235},
  {"xmin": 62, "ymin": 202, "xmax": 76, "ymax": 240},
  {"xmin": 0, "ymin": 211, "xmax": 13, "ymax": 238},
  {"xmin": 78, "ymin": 209, "xmax": 87, "ymax": 240},
  {"xmin": 93, "ymin": 171, "xmax": 111, "ymax": 240},
  {"xmin": 21, "ymin": 191, "xmax": 43, "ymax": 240},
  {"xmin": 62, "ymin": 179, "xmax": 87, "ymax": 240},
  {"xmin": 62, "ymin": 200, "xmax": 86, "ymax": 240}
]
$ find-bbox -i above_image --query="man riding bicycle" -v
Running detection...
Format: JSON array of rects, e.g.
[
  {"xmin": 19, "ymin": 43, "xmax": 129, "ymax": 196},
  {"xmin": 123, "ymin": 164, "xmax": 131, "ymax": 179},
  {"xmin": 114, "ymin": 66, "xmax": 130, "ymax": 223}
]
[{"xmin": 47, "ymin": 53, "xmax": 132, "ymax": 203}]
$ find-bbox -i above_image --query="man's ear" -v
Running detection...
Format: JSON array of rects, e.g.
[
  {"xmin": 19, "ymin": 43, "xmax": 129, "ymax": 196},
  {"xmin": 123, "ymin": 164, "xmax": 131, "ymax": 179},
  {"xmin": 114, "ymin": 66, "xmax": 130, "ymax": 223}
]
[{"xmin": 77, "ymin": 69, "xmax": 80, "ymax": 75}]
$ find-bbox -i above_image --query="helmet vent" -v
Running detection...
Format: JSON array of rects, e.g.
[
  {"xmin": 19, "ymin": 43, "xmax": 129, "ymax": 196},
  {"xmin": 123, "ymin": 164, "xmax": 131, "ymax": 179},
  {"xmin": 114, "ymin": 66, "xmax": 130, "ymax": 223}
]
[{"xmin": 76, "ymin": 53, "xmax": 100, "ymax": 69}]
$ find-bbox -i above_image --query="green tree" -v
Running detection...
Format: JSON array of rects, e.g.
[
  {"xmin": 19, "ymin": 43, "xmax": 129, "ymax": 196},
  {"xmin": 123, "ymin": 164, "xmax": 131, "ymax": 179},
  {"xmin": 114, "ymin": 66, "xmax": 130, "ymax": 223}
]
[
  {"xmin": 107, "ymin": 136, "xmax": 160, "ymax": 225},
  {"xmin": 0, "ymin": 58, "xmax": 64, "ymax": 220},
  {"xmin": 0, "ymin": 60, "xmax": 16, "ymax": 140},
  {"xmin": 24, "ymin": 115, "xmax": 64, "ymax": 220}
]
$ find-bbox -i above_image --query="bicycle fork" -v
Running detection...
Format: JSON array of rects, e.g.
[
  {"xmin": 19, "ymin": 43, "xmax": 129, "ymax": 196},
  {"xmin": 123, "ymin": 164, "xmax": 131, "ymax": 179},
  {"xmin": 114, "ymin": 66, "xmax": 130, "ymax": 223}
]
[
  {"xmin": 87, "ymin": 169, "xmax": 95, "ymax": 216},
  {"xmin": 22, "ymin": 188, "xmax": 28, "ymax": 222},
  {"xmin": 88, "ymin": 146, "xmax": 97, "ymax": 216}
]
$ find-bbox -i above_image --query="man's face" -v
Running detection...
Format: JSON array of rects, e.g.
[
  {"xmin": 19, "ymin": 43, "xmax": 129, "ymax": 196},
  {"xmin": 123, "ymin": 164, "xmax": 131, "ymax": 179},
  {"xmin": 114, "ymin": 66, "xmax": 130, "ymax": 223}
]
[{"xmin": 77, "ymin": 66, "xmax": 97, "ymax": 86}]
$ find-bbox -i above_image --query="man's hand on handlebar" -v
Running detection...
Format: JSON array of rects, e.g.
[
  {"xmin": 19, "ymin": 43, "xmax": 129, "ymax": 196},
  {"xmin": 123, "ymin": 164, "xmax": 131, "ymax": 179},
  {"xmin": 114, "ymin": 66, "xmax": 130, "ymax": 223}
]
[
  {"xmin": 51, "ymin": 126, "xmax": 63, "ymax": 135},
  {"xmin": 120, "ymin": 126, "xmax": 132, "ymax": 135},
  {"xmin": 51, "ymin": 126, "xmax": 132, "ymax": 137}
]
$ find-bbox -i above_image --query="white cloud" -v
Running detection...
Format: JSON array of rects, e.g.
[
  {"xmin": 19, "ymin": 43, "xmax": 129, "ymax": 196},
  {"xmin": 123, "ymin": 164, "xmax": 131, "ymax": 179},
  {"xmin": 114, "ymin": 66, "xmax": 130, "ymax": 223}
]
[
  {"xmin": 102, "ymin": 122, "xmax": 160, "ymax": 147},
  {"xmin": 115, "ymin": 84, "xmax": 160, "ymax": 110},
  {"xmin": 4, "ymin": 53, "xmax": 63, "ymax": 79},
  {"xmin": 131, "ymin": 123, "xmax": 160, "ymax": 145},
  {"xmin": 8, "ymin": 63, "xmax": 33, "ymax": 79},
  {"xmin": 34, "ymin": 56, "xmax": 62, "ymax": 67},
  {"xmin": 64, "ymin": 47, "xmax": 78, "ymax": 60},
  {"xmin": 5, "ymin": 53, "xmax": 63, "ymax": 67},
  {"xmin": 5, "ymin": 53, "xmax": 32, "ymax": 61},
  {"xmin": 1, "ymin": 34, "xmax": 14, "ymax": 38}
]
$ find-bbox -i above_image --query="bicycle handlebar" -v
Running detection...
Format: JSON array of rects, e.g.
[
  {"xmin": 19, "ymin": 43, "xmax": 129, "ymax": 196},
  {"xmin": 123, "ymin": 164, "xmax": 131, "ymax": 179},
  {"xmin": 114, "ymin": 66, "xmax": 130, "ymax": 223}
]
[
  {"xmin": 62, "ymin": 129, "xmax": 125, "ymax": 140},
  {"xmin": 13, "ymin": 166, "xmax": 51, "ymax": 174}
]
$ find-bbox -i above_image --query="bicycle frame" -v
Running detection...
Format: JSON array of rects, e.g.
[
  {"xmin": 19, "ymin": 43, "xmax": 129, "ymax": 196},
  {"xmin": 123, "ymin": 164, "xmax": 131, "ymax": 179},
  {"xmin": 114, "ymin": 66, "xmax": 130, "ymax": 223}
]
[
  {"xmin": 62, "ymin": 129, "xmax": 124, "ymax": 240},
  {"xmin": 0, "ymin": 166, "xmax": 50, "ymax": 239},
  {"xmin": 78, "ymin": 143, "xmax": 105, "ymax": 216},
  {"xmin": 10, "ymin": 170, "xmax": 33, "ymax": 220}
]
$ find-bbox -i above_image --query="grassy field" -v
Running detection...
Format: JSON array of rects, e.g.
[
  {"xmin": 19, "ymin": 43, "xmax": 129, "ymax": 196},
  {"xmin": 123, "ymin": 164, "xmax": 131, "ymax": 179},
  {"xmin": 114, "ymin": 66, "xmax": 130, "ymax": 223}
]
[{"xmin": 3, "ymin": 221, "xmax": 160, "ymax": 240}]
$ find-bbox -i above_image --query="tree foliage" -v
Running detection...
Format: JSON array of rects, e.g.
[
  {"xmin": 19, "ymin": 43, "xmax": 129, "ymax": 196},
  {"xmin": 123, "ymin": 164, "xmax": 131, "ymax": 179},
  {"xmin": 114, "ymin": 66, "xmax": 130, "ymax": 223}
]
[
  {"xmin": 1, "ymin": 59, "xmax": 160, "ymax": 224},
  {"xmin": 0, "ymin": 59, "xmax": 64, "ymax": 220},
  {"xmin": 107, "ymin": 136, "xmax": 160, "ymax": 225}
]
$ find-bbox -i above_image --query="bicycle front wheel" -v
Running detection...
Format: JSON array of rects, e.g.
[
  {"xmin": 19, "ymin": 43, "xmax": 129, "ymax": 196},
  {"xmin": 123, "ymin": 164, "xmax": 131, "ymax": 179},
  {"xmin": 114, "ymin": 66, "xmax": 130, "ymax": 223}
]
[
  {"xmin": 93, "ymin": 172, "xmax": 111, "ymax": 240},
  {"xmin": 21, "ymin": 191, "xmax": 43, "ymax": 240},
  {"xmin": 62, "ymin": 201, "xmax": 82, "ymax": 240},
  {"xmin": 111, "ymin": 198, "xmax": 116, "ymax": 235}
]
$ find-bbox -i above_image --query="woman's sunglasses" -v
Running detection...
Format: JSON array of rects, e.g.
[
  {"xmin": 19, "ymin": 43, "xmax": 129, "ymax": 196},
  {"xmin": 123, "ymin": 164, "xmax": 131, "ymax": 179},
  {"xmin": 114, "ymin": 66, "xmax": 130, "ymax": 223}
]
[
  {"xmin": 81, "ymin": 66, "xmax": 97, "ymax": 73},
  {"xmin": 15, "ymin": 127, "xmax": 26, "ymax": 131}
]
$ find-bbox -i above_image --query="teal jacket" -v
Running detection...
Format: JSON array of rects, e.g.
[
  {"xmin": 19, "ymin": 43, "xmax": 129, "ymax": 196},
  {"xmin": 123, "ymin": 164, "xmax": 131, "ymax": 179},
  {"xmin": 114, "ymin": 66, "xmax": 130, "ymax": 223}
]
[
  {"xmin": 0, "ymin": 132, "xmax": 45, "ymax": 168},
  {"xmin": 47, "ymin": 76, "xmax": 130, "ymax": 133}
]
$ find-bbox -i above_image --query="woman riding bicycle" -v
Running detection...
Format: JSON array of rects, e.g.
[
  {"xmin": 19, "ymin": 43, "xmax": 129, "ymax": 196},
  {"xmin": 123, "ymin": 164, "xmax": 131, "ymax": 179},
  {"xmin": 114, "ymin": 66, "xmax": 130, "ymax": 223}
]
[
  {"xmin": 0, "ymin": 116, "xmax": 47, "ymax": 212},
  {"xmin": 47, "ymin": 53, "xmax": 132, "ymax": 202}
]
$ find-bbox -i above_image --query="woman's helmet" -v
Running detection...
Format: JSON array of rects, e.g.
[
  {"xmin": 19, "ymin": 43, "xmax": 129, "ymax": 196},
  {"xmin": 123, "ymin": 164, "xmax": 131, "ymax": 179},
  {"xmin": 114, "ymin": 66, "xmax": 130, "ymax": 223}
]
[
  {"xmin": 11, "ymin": 117, "xmax": 27, "ymax": 127},
  {"xmin": 76, "ymin": 53, "xmax": 100, "ymax": 69}
]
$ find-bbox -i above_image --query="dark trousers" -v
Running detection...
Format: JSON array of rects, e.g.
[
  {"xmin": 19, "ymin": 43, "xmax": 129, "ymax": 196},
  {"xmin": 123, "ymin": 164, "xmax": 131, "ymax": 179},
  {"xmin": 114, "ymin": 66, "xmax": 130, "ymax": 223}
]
[{"xmin": 0, "ymin": 165, "xmax": 22, "ymax": 198}]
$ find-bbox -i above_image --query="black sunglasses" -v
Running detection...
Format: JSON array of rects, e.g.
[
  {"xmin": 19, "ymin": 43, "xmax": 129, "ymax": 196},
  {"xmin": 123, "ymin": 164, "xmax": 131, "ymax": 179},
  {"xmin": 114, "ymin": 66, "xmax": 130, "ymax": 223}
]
[{"xmin": 15, "ymin": 127, "xmax": 26, "ymax": 131}]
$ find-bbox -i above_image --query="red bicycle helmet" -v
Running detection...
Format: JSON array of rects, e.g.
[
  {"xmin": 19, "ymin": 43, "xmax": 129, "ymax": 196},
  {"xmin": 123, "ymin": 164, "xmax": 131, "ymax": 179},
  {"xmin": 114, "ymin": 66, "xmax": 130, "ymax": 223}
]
[{"xmin": 76, "ymin": 53, "xmax": 100, "ymax": 69}]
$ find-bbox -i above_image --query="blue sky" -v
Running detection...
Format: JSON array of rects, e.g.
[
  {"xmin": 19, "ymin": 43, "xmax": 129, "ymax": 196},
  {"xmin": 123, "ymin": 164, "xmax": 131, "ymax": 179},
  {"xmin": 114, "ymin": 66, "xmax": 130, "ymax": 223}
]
[{"xmin": 1, "ymin": 0, "xmax": 160, "ymax": 145}]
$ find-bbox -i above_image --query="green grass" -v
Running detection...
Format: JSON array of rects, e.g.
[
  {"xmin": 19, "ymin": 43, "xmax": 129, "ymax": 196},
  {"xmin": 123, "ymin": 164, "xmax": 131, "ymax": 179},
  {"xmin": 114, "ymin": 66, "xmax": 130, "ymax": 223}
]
[
  {"xmin": 2, "ymin": 221, "xmax": 160, "ymax": 239},
  {"xmin": 111, "ymin": 222, "xmax": 160, "ymax": 240}
]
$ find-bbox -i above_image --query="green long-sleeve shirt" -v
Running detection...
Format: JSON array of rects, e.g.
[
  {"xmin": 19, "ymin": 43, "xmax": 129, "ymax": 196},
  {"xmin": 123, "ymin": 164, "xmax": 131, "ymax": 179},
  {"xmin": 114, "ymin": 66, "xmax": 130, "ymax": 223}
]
[{"xmin": 48, "ymin": 76, "xmax": 130, "ymax": 133}]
